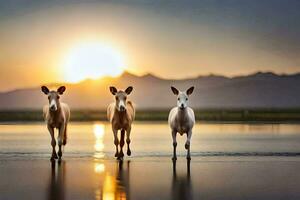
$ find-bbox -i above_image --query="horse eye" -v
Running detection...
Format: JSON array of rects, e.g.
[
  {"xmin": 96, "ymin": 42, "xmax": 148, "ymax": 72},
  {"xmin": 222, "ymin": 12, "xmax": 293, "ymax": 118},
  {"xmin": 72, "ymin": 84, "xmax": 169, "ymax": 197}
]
[
  {"xmin": 177, "ymin": 98, "xmax": 180, "ymax": 101},
  {"xmin": 186, "ymin": 98, "xmax": 188, "ymax": 101},
  {"xmin": 48, "ymin": 96, "xmax": 50, "ymax": 100},
  {"xmin": 57, "ymin": 96, "xmax": 60, "ymax": 99},
  {"xmin": 116, "ymin": 96, "xmax": 119, "ymax": 100}
]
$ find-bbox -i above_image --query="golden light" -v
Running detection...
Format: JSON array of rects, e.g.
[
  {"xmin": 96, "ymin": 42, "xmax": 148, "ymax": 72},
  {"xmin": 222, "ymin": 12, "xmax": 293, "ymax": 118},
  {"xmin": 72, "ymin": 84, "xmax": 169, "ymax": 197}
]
[
  {"xmin": 102, "ymin": 174, "xmax": 117, "ymax": 200},
  {"xmin": 93, "ymin": 123, "xmax": 105, "ymax": 159},
  {"xmin": 63, "ymin": 42, "xmax": 125, "ymax": 82},
  {"xmin": 94, "ymin": 124, "xmax": 105, "ymax": 138},
  {"xmin": 94, "ymin": 143, "xmax": 104, "ymax": 152},
  {"xmin": 94, "ymin": 163, "xmax": 105, "ymax": 174}
]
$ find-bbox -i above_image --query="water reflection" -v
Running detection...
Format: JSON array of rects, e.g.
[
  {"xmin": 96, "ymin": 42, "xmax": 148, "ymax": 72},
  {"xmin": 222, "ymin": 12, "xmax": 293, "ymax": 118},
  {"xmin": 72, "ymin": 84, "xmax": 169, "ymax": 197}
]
[
  {"xmin": 93, "ymin": 123, "xmax": 105, "ymax": 159},
  {"xmin": 94, "ymin": 162, "xmax": 105, "ymax": 174},
  {"xmin": 95, "ymin": 161, "xmax": 130, "ymax": 200},
  {"xmin": 115, "ymin": 160, "xmax": 130, "ymax": 200},
  {"xmin": 172, "ymin": 160, "xmax": 193, "ymax": 200},
  {"xmin": 47, "ymin": 161, "xmax": 66, "ymax": 200}
]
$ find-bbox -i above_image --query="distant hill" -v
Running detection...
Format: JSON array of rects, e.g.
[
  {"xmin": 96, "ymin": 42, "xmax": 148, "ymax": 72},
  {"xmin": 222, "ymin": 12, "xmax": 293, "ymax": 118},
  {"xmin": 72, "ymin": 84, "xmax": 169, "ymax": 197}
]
[{"xmin": 1, "ymin": 71, "xmax": 300, "ymax": 110}]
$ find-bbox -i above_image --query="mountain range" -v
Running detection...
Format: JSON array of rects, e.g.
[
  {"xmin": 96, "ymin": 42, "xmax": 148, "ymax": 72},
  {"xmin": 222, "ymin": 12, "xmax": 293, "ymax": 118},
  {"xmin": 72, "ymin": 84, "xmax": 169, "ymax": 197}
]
[{"xmin": 1, "ymin": 71, "xmax": 300, "ymax": 110}]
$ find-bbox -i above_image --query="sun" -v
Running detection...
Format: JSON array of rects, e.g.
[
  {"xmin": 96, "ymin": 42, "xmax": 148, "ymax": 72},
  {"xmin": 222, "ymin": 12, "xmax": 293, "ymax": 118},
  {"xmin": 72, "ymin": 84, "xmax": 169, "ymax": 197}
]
[{"xmin": 63, "ymin": 42, "xmax": 125, "ymax": 82}]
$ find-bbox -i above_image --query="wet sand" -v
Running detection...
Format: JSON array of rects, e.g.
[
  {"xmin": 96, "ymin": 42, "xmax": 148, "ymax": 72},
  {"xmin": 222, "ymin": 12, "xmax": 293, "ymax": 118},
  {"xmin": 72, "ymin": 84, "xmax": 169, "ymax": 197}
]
[{"xmin": 1, "ymin": 158, "xmax": 300, "ymax": 200}]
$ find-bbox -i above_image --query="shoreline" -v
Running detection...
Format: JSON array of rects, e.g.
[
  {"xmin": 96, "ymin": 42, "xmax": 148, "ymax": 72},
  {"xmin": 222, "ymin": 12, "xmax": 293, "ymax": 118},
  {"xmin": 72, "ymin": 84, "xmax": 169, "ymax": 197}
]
[
  {"xmin": 3, "ymin": 120, "xmax": 300, "ymax": 125},
  {"xmin": 2, "ymin": 109, "xmax": 300, "ymax": 122}
]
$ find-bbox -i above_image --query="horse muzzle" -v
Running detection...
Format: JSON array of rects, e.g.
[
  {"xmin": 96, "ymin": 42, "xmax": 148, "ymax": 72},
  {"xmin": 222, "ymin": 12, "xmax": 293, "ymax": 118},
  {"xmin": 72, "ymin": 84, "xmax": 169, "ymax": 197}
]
[
  {"xmin": 50, "ymin": 105, "xmax": 57, "ymax": 111},
  {"xmin": 119, "ymin": 106, "xmax": 126, "ymax": 112}
]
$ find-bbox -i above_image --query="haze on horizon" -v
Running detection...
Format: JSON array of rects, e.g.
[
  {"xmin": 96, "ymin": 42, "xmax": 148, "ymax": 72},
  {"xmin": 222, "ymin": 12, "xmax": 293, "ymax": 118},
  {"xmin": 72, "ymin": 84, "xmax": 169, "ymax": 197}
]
[{"xmin": 1, "ymin": 0, "xmax": 300, "ymax": 91}]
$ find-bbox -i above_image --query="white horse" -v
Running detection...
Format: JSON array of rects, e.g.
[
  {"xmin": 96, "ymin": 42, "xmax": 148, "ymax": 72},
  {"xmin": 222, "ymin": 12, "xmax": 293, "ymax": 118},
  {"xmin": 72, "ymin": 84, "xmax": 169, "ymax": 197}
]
[
  {"xmin": 107, "ymin": 86, "xmax": 135, "ymax": 159},
  {"xmin": 168, "ymin": 86, "xmax": 195, "ymax": 160},
  {"xmin": 42, "ymin": 86, "xmax": 70, "ymax": 161}
]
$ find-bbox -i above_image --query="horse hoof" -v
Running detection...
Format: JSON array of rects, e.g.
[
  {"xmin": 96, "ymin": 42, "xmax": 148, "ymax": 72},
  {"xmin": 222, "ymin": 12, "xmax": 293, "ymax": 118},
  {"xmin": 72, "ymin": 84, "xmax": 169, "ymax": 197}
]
[
  {"xmin": 119, "ymin": 152, "xmax": 124, "ymax": 157},
  {"xmin": 172, "ymin": 157, "xmax": 177, "ymax": 161},
  {"xmin": 50, "ymin": 157, "xmax": 55, "ymax": 161},
  {"xmin": 117, "ymin": 156, "xmax": 123, "ymax": 161},
  {"xmin": 53, "ymin": 154, "xmax": 58, "ymax": 159},
  {"xmin": 115, "ymin": 152, "xmax": 119, "ymax": 157},
  {"xmin": 127, "ymin": 150, "xmax": 131, "ymax": 156},
  {"xmin": 186, "ymin": 156, "xmax": 191, "ymax": 161}
]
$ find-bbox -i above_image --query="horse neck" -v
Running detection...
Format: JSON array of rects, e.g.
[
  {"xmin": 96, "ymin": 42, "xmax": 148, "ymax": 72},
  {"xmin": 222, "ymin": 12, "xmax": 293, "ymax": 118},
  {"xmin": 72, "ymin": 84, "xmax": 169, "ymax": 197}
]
[
  {"xmin": 177, "ymin": 107, "xmax": 188, "ymax": 121},
  {"xmin": 49, "ymin": 103, "xmax": 62, "ymax": 119},
  {"xmin": 114, "ymin": 107, "xmax": 127, "ymax": 119}
]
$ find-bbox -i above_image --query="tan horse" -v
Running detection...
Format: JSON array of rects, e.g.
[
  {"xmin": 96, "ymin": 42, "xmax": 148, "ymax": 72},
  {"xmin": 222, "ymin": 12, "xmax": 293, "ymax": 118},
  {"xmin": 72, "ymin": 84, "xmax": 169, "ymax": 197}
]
[
  {"xmin": 107, "ymin": 86, "xmax": 135, "ymax": 159},
  {"xmin": 42, "ymin": 86, "xmax": 70, "ymax": 161}
]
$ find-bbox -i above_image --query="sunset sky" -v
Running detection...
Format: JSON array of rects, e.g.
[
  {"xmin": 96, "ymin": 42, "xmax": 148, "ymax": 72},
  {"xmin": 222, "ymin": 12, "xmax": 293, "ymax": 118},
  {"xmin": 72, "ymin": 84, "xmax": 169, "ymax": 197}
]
[{"xmin": 1, "ymin": 0, "xmax": 300, "ymax": 91}]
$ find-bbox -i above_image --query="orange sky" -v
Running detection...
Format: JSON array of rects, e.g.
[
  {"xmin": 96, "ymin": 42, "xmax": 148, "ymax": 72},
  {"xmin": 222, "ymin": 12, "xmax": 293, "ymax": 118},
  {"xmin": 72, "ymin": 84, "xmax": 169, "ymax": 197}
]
[{"xmin": 0, "ymin": 1, "xmax": 300, "ymax": 91}]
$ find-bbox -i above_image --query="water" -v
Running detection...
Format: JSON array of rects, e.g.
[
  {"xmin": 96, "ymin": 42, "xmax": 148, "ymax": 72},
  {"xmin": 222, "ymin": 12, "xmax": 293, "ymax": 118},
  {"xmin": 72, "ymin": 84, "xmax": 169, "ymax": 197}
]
[
  {"xmin": 1, "ymin": 122, "xmax": 300, "ymax": 200},
  {"xmin": 0, "ymin": 122, "xmax": 300, "ymax": 160}
]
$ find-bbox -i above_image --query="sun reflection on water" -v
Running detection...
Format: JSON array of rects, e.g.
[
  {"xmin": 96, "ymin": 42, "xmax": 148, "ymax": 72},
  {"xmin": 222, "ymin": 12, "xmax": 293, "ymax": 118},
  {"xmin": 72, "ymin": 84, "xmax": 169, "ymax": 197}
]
[
  {"xmin": 93, "ymin": 123, "xmax": 105, "ymax": 159},
  {"xmin": 94, "ymin": 163, "xmax": 105, "ymax": 174},
  {"xmin": 92, "ymin": 123, "xmax": 128, "ymax": 200},
  {"xmin": 102, "ymin": 174, "xmax": 117, "ymax": 200},
  {"xmin": 94, "ymin": 161, "xmax": 129, "ymax": 200}
]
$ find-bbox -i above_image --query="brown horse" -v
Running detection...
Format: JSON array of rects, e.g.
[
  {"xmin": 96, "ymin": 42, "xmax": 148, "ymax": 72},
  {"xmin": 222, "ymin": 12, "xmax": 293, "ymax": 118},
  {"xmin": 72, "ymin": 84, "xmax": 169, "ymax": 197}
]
[
  {"xmin": 42, "ymin": 86, "xmax": 70, "ymax": 161},
  {"xmin": 107, "ymin": 86, "xmax": 135, "ymax": 159}
]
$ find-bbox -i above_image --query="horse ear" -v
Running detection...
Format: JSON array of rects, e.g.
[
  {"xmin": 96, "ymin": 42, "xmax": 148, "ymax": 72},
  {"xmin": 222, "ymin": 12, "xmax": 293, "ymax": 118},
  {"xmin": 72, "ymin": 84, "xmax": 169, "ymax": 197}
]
[
  {"xmin": 57, "ymin": 86, "xmax": 66, "ymax": 95},
  {"xmin": 125, "ymin": 86, "xmax": 133, "ymax": 95},
  {"xmin": 41, "ymin": 86, "xmax": 49, "ymax": 95},
  {"xmin": 186, "ymin": 86, "xmax": 194, "ymax": 96},
  {"xmin": 110, "ymin": 86, "xmax": 117, "ymax": 95},
  {"xmin": 171, "ymin": 86, "xmax": 179, "ymax": 95}
]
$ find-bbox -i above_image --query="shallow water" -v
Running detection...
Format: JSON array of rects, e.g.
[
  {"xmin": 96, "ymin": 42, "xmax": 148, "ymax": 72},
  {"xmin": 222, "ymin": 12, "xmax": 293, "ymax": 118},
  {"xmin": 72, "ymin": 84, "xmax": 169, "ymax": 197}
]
[
  {"xmin": 1, "ymin": 122, "xmax": 300, "ymax": 200},
  {"xmin": 1, "ymin": 159, "xmax": 300, "ymax": 200},
  {"xmin": 0, "ymin": 122, "xmax": 300, "ymax": 160}
]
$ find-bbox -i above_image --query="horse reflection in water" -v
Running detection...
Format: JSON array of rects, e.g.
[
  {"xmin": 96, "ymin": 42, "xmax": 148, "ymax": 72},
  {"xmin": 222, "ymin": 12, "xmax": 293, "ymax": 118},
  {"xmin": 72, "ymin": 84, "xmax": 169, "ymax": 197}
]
[
  {"xmin": 172, "ymin": 160, "xmax": 193, "ymax": 200},
  {"xmin": 116, "ymin": 160, "xmax": 130, "ymax": 200},
  {"xmin": 100, "ymin": 160, "xmax": 130, "ymax": 200},
  {"xmin": 47, "ymin": 161, "xmax": 66, "ymax": 200}
]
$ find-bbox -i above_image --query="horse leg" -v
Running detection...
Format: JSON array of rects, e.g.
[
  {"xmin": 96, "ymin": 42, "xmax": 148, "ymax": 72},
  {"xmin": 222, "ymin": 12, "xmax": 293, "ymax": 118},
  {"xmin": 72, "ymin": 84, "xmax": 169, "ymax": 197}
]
[
  {"xmin": 118, "ymin": 129, "xmax": 125, "ymax": 159},
  {"xmin": 185, "ymin": 130, "xmax": 192, "ymax": 160},
  {"xmin": 57, "ymin": 124, "xmax": 65, "ymax": 160},
  {"xmin": 172, "ymin": 130, "xmax": 177, "ymax": 161},
  {"xmin": 126, "ymin": 126, "xmax": 131, "ymax": 156},
  {"xmin": 63, "ymin": 123, "xmax": 67, "ymax": 145},
  {"xmin": 113, "ymin": 129, "xmax": 119, "ymax": 158},
  {"xmin": 48, "ymin": 125, "xmax": 57, "ymax": 160}
]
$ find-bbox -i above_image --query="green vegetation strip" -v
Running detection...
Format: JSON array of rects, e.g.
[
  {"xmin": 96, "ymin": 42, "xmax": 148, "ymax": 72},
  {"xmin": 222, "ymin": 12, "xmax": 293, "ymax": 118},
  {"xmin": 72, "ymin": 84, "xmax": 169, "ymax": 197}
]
[{"xmin": 1, "ymin": 109, "xmax": 300, "ymax": 122}]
